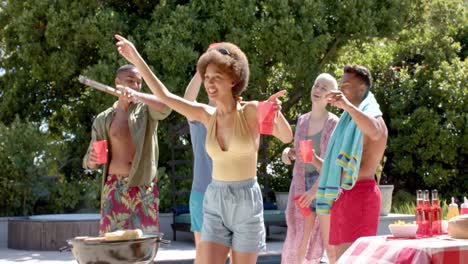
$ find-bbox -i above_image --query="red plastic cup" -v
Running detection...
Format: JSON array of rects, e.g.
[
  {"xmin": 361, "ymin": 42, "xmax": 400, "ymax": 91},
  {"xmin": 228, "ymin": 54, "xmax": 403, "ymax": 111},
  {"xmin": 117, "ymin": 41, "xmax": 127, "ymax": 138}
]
[
  {"xmin": 257, "ymin": 101, "xmax": 275, "ymax": 135},
  {"xmin": 92, "ymin": 140, "xmax": 108, "ymax": 164},
  {"xmin": 294, "ymin": 195, "xmax": 312, "ymax": 217},
  {"xmin": 299, "ymin": 140, "xmax": 314, "ymax": 163}
]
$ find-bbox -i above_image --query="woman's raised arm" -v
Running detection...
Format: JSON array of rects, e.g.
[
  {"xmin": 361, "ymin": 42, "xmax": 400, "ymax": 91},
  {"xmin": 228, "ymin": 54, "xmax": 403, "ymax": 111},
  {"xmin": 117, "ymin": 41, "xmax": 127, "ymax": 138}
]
[{"xmin": 115, "ymin": 34, "xmax": 211, "ymax": 125}]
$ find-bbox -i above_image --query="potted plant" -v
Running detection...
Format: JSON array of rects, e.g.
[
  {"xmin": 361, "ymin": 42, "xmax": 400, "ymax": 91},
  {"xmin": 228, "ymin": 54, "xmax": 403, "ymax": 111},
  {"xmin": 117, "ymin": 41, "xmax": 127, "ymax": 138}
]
[
  {"xmin": 265, "ymin": 157, "xmax": 293, "ymax": 211},
  {"xmin": 376, "ymin": 156, "xmax": 394, "ymax": 216},
  {"xmin": 269, "ymin": 171, "xmax": 291, "ymax": 210},
  {"xmin": 274, "ymin": 191, "xmax": 290, "ymax": 211}
]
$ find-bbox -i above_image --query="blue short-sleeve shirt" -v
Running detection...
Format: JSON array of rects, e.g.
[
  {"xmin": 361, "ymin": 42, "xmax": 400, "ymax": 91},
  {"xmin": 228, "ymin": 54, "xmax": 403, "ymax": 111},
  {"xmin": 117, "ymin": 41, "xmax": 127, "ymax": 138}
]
[{"xmin": 188, "ymin": 120, "xmax": 213, "ymax": 193}]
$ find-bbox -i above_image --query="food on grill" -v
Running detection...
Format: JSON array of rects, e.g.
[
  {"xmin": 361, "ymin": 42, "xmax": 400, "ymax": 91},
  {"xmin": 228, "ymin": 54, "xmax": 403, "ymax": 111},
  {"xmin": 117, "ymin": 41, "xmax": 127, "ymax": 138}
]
[
  {"xmin": 71, "ymin": 236, "xmax": 106, "ymax": 242},
  {"xmin": 73, "ymin": 236, "xmax": 89, "ymax": 241},
  {"xmin": 104, "ymin": 229, "xmax": 143, "ymax": 241}
]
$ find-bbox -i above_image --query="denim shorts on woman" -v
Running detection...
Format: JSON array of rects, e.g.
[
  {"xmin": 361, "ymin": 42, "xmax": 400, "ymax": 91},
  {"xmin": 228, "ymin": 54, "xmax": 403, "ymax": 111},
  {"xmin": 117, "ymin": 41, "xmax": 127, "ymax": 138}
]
[{"xmin": 201, "ymin": 177, "xmax": 266, "ymax": 253}]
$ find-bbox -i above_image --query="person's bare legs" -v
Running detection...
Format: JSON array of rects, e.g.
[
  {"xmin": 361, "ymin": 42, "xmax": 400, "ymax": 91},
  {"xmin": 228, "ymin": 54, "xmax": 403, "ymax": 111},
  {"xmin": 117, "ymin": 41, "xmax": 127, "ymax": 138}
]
[
  {"xmin": 318, "ymin": 214, "xmax": 336, "ymax": 264},
  {"xmin": 195, "ymin": 235, "xmax": 232, "ymax": 264},
  {"xmin": 197, "ymin": 241, "xmax": 230, "ymax": 264},
  {"xmin": 193, "ymin": 232, "xmax": 202, "ymax": 264},
  {"xmin": 298, "ymin": 212, "xmax": 316, "ymax": 263},
  {"xmin": 231, "ymin": 251, "xmax": 258, "ymax": 264},
  {"xmin": 335, "ymin": 243, "xmax": 352, "ymax": 261}
]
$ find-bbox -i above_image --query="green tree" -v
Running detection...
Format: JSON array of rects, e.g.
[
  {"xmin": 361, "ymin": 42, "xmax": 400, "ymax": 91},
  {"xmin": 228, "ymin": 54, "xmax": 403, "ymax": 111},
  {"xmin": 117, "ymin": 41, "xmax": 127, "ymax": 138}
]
[
  {"xmin": 0, "ymin": 117, "xmax": 53, "ymax": 215},
  {"xmin": 0, "ymin": 116, "xmax": 101, "ymax": 216},
  {"xmin": 326, "ymin": 0, "xmax": 467, "ymax": 198},
  {"xmin": 1, "ymin": 0, "xmax": 443, "ymax": 214}
]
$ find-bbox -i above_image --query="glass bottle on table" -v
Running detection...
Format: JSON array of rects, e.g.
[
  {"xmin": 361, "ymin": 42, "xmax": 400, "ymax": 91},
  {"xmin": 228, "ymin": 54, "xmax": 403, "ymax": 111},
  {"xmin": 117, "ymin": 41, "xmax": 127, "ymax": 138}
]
[
  {"xmin": 461, "ymin": 197, "xmax": 468, "ymax": 215},
  {"xmin": 431, "ymin": 189, "xmax": 442, "ymax": 235},
  {"xmin": 447, "ymin": 197, "xmax": 459, "ymax": 220},
  {"xmin": 422, "ymin": 190, "xmax": 432, "ymax": 237},
  {"xmin": 415, "ymin": 190, "xmax": 426, "ymax": 237}
]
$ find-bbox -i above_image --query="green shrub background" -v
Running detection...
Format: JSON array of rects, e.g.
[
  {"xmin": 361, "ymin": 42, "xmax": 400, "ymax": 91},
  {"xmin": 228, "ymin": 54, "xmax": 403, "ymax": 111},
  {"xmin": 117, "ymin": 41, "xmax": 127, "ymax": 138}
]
[{"xmin": 0, "ymin": 0, "xmax": 466, "ymax": 215}]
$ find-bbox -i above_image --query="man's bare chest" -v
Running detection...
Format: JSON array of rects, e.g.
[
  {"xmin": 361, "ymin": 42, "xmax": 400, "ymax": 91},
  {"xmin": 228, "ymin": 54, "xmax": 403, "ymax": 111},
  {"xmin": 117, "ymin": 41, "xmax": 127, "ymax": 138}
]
[{"xmin": 110, "ymin": 112, "xmax": 132, "ymax": 140}]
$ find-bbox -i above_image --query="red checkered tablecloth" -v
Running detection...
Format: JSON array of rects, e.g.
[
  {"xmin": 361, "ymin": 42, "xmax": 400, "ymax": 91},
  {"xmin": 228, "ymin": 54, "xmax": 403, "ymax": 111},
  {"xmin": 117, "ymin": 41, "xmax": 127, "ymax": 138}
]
[{"xmin": 337, "ymin": 235, "xmax": 468, "ymax": 264}]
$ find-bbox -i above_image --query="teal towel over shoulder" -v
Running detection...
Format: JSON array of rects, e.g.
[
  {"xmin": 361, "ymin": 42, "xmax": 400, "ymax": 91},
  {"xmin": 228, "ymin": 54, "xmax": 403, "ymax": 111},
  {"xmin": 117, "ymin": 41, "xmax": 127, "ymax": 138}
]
[{"xmin": 316, "ymin": 92, "xmax": 382, "ymax": 215}]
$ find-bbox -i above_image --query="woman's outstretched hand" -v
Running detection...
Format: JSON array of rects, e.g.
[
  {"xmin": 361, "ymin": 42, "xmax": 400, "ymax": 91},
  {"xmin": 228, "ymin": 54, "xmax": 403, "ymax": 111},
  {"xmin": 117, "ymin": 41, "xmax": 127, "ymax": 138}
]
[
  {"xmin": 263, "ymin": 89, "xmax": 292, "ymax": 143},
  {"xmin": 115, "ymin": 34, "xmax": 141, "ymax": 65},
  {"xmin": 267, "ymin": 90, "xmax": 287, "ymax": 114}
]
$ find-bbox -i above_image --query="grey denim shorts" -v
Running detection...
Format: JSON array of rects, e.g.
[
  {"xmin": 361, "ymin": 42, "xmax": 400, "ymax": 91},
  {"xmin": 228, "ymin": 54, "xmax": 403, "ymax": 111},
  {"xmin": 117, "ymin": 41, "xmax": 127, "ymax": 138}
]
[{"xmin": 201, "ymin": 177, "xmax": 266, "ymax": 253}]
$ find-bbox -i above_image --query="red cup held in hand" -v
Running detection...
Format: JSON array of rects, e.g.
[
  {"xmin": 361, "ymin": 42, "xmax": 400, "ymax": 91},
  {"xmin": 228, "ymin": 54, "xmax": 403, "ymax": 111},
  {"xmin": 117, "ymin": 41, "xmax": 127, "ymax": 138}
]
[
  {"xmin": 294, "ymin": 195, "xmax": 312, "ymax": 217},
  {"xmin": 92, "ymin": 140, "xmax": 108, "ymax": 164},
  {"xmin": 299, "ymin": 140, "xmax": 314, "ymax": 163},
  {"xmin": 257, "ymin": 101, "xmax": 276, "ymax": 135}
]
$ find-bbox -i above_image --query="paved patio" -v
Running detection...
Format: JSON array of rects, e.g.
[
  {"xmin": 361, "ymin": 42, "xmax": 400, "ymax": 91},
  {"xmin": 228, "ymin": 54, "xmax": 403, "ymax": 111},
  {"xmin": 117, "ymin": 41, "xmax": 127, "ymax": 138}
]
[
  {"xmin": 0, "ymin": 214, "xmax": 287, "ymax": 264},
  {"xmin": 0, "ymin": 236, "xmax": 286, "ymax": 264},
  {"xmin": 0, "ymin": 213, "xmax": 409, "ymax": 263}
]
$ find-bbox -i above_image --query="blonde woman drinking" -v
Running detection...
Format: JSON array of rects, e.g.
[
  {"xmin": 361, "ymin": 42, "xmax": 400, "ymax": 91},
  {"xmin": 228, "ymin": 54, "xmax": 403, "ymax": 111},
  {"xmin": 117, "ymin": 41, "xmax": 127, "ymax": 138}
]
[{"xmin": 281, "ymin": 73, "xmax": 339, "ymax": 263}]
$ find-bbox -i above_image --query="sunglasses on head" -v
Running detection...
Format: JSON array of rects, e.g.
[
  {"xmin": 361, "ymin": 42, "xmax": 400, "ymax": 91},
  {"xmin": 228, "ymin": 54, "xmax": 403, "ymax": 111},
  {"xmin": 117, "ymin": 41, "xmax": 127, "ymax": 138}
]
[{"xmin": 217, "ymin": 48, "xmax": 230, "ymax": 55}]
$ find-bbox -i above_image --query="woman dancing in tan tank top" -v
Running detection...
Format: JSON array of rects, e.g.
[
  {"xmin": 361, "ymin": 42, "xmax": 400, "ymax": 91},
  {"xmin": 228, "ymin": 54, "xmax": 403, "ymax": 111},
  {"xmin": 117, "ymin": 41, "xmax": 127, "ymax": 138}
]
[{"xmin": 115, "ymin": 35, "xmax": 292, "ymax": 264}]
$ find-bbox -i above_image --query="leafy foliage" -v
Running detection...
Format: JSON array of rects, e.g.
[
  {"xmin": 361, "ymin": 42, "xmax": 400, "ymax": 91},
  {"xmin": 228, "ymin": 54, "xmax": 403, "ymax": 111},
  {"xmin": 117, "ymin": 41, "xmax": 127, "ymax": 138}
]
[
  {"xmin": 0, "ymin": 117, "xmax": 50, "ymax": 216},
  {"xmin": 0, "ymin": 0, "xmax": 465, "ymax": 215},
  {"xmin": 392, "ymin": 198, "xmax": 449, "ymax": 221},
  {"xmin": 326, "ymin": 0, "xmax": 467, "ymax": 199}
]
